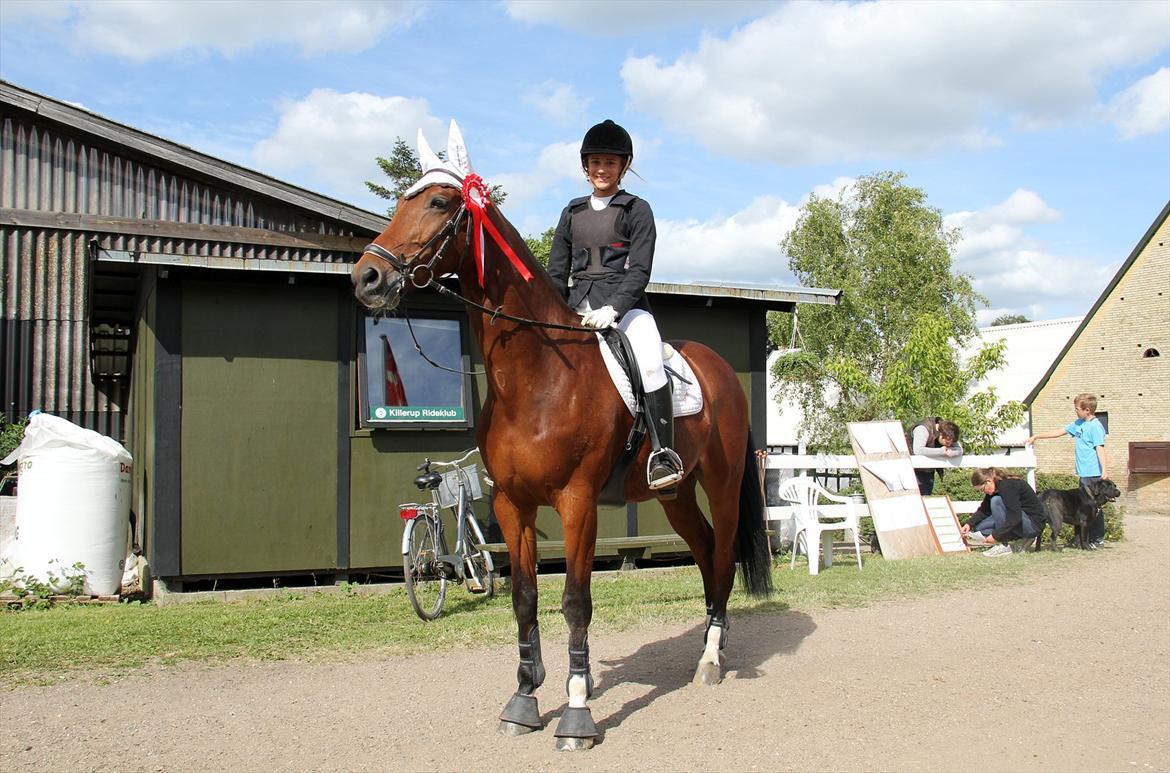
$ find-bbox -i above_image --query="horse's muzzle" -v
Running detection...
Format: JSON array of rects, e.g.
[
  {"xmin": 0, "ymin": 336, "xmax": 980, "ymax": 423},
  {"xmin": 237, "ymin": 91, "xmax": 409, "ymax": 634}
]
[{"xmin": 352, "ymin": 263, "xmax": 404, "ymax": 311}]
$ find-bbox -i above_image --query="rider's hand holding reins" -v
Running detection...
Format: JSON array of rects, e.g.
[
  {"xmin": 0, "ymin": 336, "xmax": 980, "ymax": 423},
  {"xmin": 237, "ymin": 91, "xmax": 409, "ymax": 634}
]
[{"xmin": 581, "ymin": 305, "xmax": 618, "ymax": 329}]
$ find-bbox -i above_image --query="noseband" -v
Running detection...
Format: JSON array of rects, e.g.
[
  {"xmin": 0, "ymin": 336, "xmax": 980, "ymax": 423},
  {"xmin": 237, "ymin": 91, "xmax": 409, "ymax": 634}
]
[{"xmin": 361, "ymin": 202, "xmax": 469, "ymax": 289}]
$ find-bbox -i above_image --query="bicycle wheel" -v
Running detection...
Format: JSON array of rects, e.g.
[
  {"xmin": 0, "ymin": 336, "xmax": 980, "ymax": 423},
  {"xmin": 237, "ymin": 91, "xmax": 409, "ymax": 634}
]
[
  {"xmin": 404, "ymin": 514, "xmax": 448, "ymax": 620},
  {"xmin": 462, "ymin": 512, "xmax": 496, "ymax": 599}
]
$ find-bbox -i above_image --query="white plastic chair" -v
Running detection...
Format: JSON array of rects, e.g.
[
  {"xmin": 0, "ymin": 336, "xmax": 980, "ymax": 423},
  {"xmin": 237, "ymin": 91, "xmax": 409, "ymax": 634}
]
[{"xmin": 777, "ymin": 476, "xmax": 863, "ymax": 576}]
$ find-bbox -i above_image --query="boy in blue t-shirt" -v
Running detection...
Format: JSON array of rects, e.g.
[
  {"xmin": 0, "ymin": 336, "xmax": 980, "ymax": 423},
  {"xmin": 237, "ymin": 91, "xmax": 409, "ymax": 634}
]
[{"xmin": 1027, "ymin": 393, "xmax": 1110, "ymax": 548}]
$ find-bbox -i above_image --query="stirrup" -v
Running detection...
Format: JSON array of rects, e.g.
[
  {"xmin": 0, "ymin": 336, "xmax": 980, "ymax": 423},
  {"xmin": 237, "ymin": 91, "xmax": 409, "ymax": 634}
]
[{"xmin": 647, "ymin": 448, "xmax": 684, "ymax": 489}]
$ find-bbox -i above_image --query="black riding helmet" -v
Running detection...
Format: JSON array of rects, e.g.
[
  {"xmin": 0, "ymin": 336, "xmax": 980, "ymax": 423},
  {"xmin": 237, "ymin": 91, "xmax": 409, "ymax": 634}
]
[{"xmin": 580, "ymin": 119, "xmax": 633, "ymax": 163}]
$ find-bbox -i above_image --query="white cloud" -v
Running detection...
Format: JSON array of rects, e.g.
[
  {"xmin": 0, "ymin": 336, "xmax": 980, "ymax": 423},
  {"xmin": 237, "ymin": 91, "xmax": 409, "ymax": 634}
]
[
  {"xmin": 39, "ymin": 0, "xmax": 421, "ymax": 61},
  {"xmin": 503, "ymin": 0, "xmax": 774, "ymax": 33},
  {"xmin": 1, "ymin": 0, "xmax": 72, "ymax": 22},
  {"xmin": 492, "ymin": 141, "xmax": 583, "ymax": 213},
  {"xmin": 655, "ymin": 195, "xmax": 802, "ymax": 285},
  {"xmin": 524, "ymin": 80, "xmax": 589, "ymax": 126},
  {"xmin": 947, "ymin": 191, "xmax": 1112, "ymax": 318},
  {"xmin": 1106, "ymin": 67, "xmax": 1170, "ymax": 139},
  {"xmin": 621, "ymin": 1, "xmax": 1170, "ymax": 164},
  {"xmin": 252, "ymin": 90, "xmax": 444, "ymax": 206}
]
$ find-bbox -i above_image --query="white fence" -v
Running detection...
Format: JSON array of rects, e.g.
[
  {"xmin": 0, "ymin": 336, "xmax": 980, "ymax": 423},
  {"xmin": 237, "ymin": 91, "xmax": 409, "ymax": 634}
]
[{"xmin": 762, "ymin": 450, "xmax": 1038, "ymax": 535}]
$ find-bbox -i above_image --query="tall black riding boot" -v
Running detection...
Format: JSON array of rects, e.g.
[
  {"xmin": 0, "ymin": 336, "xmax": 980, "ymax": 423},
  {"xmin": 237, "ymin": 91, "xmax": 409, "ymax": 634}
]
[{"xmin": 645, "ymin": 384, "xmax": 683, "ymax": 490}]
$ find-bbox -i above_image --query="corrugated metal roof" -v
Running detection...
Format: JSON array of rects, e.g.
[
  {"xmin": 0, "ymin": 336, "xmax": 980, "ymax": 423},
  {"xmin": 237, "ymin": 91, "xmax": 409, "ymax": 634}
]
[
  {"xmin": 650, "ymin": 280, "xmax": 840, "ymax": 307},
  {"xmin": 1, "ymin": 80, "xmax": 387, "ymax": 233}
]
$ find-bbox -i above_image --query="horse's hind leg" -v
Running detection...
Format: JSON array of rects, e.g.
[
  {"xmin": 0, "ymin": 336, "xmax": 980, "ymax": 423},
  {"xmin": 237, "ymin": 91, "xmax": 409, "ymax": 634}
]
[
  {"xmin": 666, "ymin": 476, "xmax": 739, "ymax": 686},
  {"xmin": 661, "ymin": 478, "xmax": 717, "ymax": 613},
  {"xmin": 553, "ymin": 495, "xmax": 601, "ymax": 751},
  {"xmin": 495, "ymin": 492, "xmax": 546, "ymax": 736}
]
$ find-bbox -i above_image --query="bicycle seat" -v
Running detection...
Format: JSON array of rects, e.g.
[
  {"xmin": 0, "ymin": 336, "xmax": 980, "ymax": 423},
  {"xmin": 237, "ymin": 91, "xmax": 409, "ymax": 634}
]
[{"xmin": 414, "ymin": 471, "xmax": 443, "ymax": 491}]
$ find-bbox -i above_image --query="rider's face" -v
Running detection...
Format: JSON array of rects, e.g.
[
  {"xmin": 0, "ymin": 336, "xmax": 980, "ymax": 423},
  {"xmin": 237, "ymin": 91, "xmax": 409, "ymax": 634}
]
[{"xmin": 585, "ymin": 154, "xmax": 625, "ymax": 196}]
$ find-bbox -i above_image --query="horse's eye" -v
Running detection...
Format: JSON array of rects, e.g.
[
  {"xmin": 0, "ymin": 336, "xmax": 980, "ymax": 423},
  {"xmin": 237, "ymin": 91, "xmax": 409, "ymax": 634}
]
[{"xmin": 428, "ymin": 195, "xmax": 449, "ymax": 209}]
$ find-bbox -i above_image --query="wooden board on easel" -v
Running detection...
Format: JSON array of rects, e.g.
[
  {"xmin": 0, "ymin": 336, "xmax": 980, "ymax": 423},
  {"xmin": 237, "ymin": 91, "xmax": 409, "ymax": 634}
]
[{"xmin": 847, "ymin": 421, "xmax": 937, "ymax": 560}]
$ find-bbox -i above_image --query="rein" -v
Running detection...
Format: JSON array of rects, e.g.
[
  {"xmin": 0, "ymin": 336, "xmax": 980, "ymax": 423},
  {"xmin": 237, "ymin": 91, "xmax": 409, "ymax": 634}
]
[
  {"xmin": 360, "ymin": 201, "xmax": 596, "ymax": 335},
  {"xmin": 359, "ymin": 178, "xmax": 602, "ymax": 377}
]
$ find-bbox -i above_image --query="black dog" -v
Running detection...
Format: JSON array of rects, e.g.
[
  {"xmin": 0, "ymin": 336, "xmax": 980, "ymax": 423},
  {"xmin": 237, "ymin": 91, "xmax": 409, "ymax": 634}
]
[{"xmin": 1035, "ymin": 479, "xmax": 1121, "ymax": 551}]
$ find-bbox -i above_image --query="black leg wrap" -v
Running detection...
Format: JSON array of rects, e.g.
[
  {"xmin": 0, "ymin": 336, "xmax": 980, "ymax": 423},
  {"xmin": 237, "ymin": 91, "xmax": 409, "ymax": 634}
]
[
  {"xmin": 517, "ymin": 624, "xmax": 546, "ymax": 693},
  {"xmin": 554, "ymin": 706, "xmax": 599, "ymax": 740},
  {"xmin": 499, "ymin": 692, "xmax": 542, "ymax": 729},
  {"xmin": 564, "ymin": 643, "xmax": 594, "ymax": 698}
]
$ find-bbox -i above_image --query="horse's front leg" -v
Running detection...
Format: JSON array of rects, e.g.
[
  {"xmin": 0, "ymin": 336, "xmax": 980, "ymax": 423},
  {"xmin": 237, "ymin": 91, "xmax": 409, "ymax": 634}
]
[
  {"xmin": 554, "ymin": 498, "xmax": 601, "ymax": 751},
  {"xmin": 496, "ymin": 490, "xmax": 545, "ymax": 736}
]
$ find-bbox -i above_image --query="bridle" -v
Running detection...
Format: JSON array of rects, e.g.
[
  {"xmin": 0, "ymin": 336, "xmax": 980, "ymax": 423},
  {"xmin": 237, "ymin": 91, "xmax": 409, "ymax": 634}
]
[
  {"xmin": 360, "ymin": 199, "xmax": 470, "ymax": 290},
  {"xmin": 358, "ymin": 182, "xmax": 597, "ymax": 345}
]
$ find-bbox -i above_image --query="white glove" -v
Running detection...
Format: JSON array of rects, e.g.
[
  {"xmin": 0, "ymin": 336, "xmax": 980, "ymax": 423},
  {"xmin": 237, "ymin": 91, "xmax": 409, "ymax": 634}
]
[{"xmin": 581, "ymin": 305, "xmax": 618, "ymax": 329}]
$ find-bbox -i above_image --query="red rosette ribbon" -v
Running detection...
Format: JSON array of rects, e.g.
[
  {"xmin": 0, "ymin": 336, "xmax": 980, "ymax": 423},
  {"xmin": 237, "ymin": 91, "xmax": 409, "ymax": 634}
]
[{"xmin": 461, "ymin": 173, "xmax": 533, "ymax": 286}]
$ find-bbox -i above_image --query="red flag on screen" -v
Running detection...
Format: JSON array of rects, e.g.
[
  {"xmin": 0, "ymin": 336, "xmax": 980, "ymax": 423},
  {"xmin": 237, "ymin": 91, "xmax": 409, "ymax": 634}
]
[{"xmin": 381, "ymin": 334, "xmax": 407, "ymax": 406}]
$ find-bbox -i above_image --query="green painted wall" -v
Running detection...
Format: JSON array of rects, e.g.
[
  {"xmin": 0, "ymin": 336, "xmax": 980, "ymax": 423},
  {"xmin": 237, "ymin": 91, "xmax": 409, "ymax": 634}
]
[
  {"xmin": 138, "ymin": 274, "xmax": 763, "ymax": 577},
  {"xmin": 179, "ymin": 280, "xmax": 339, "ymax": 575}
]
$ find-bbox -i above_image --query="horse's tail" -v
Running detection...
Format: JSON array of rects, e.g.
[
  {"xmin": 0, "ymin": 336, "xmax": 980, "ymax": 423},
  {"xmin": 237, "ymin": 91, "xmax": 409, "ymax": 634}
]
[{"xmin": 736, "ymin": 429, "xmax": 774, "ymax": 598}]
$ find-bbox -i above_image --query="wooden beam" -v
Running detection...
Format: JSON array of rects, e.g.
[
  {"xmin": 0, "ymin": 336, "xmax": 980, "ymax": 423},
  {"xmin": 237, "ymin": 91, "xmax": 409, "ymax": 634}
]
[{"xmin": 0, "ymin": 207, "xmax": 371, "ymax": 252}]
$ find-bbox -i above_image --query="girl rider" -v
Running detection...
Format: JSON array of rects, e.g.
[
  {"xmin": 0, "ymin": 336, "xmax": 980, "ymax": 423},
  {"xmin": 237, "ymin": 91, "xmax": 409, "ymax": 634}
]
[{"xmin": 547, "ymin": 119, "xmax": 682, "ymax": 492}]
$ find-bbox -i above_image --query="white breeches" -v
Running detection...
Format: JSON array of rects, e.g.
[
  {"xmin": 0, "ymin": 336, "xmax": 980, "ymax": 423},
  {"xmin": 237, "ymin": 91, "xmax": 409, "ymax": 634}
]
[{"xmin": 577, "ymin": 301, "xmax": 667, "ymax": 392}]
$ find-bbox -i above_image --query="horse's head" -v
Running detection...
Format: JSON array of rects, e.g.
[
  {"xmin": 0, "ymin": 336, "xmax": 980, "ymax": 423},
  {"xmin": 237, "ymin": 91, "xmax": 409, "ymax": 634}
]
[{"xmin": 352, "ymin": 121, "xmax": 475, "ymax": 312}]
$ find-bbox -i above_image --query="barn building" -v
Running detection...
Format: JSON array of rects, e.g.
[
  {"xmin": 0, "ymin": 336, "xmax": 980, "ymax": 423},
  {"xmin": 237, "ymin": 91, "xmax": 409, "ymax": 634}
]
[{"xmin": 1, "ymin": 81, "xmax": 839, "ymax": 590}]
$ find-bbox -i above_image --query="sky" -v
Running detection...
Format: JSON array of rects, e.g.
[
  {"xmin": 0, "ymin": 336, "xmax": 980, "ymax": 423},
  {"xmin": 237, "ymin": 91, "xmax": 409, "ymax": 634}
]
[{"xmin": 1, "ymin": 0, "xmax": 1167, "ymax": 324}]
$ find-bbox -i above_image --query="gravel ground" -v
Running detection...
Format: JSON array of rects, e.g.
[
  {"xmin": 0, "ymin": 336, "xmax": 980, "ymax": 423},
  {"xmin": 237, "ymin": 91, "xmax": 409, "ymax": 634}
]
[{"xmin": 3, "ymin": 515, "xmax": 1168, "ymax": 772}]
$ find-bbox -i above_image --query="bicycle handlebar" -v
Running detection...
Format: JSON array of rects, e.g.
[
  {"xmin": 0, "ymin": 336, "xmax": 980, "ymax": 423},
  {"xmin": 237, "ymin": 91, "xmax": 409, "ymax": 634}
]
[{"xmin": 417, "ymin": 447, "xmax": 479, "ymax": 472}]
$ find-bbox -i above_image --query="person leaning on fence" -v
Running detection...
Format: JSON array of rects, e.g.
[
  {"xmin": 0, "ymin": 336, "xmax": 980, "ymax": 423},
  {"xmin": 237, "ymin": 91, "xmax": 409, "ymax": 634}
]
[
  {"xmin": 908, "ymin": 418, "xmax": 963, "ymax": 495},
  {"xmin": 961, "ymin": 468, "xmax": 1045, "ymax": 557},
  {"xmin": 1026, "ymin": 392, "xmax": 1110, "ymax": 549}
]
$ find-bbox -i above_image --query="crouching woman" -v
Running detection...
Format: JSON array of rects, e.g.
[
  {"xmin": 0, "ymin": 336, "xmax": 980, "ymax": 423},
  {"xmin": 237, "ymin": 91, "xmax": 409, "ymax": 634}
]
[{"xmin": 962, "ymin": 468, "xmax": 1046, "ymax": 557}]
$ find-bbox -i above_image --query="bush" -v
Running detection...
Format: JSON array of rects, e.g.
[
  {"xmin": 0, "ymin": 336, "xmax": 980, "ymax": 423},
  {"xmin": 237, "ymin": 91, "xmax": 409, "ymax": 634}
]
[
  {"xmin": 1, "ymin": 415, "xmax": 26, "ymax": 463},
  {"xmin": 0, "ymin": 415, "xmax": 26, "ymax": 495}
]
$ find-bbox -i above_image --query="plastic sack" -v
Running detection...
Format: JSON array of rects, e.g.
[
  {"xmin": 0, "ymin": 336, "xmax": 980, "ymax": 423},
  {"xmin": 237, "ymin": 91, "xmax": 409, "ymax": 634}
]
[{"xmin": 2, "ymin": 413, "xmax": 132, "ymax": 596}]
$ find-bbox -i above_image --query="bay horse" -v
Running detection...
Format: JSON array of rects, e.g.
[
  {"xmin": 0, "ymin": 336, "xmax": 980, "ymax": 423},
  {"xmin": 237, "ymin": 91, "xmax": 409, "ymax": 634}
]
[{"xmin": 351, "ymin": 122, "xmax": 772, "ymax": 751}]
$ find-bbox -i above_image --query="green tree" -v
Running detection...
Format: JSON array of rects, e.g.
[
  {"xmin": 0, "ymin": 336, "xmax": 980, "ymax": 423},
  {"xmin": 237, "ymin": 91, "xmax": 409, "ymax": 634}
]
[
  {"xmin": 366, "ymin": 137, "xmax": 506, "ymax": 219},
  {"xmin": 771, "ymin": 171, "xmax": 1017, "ymax": 451},
  {"xmin": 524, "ymin": 226, "xmax": 556, "ymax": 268},
  {"xmin": 990, "ymin": 313, "xmax": 1030, "ymax": 326}
]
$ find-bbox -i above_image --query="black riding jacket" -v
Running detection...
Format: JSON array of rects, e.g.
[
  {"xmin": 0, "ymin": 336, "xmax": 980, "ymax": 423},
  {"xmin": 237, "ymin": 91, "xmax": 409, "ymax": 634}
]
[{"xmin": 547, "ymin": 191, "xmax": 655, "ymax": 318}]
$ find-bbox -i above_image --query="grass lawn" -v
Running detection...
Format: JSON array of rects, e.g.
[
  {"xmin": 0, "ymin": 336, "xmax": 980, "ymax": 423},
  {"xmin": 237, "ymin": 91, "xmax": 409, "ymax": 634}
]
[{"xmin": 0, "ymin": 546, "xmax": 1094, "ymax": 685}]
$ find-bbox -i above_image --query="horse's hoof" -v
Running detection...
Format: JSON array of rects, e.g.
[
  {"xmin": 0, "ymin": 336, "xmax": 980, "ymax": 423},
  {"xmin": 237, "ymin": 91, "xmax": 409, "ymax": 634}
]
[
  {"xmin": 693, "ymin": 661, "xmax": 723, "ymax": 686},
  {"xmin": 498, "ymin": 720, "xmax": 539, "ymax": 737},
  {"xmin": 555, "ymin": 736, "xmax": 595, "ymax": 752}
]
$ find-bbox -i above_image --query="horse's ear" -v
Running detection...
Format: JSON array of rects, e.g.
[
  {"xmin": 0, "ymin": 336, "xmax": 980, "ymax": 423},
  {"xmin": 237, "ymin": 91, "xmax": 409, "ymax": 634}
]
[
  {"xmin": 447, "ymin": 119, "xmax": 474, "ymax": 177},
  {"xmin": 417, "ymin": 128, "xmax": 443, "ymax": 172}
]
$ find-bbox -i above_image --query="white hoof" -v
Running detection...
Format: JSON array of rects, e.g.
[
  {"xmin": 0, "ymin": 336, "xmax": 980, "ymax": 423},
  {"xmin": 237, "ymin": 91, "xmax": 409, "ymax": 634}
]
[
  {"xmin": 555, "ymin": 736, "xmax": 595, "ymax": 751},
  {"xmin": 693, "ymin": 661, "xmax": 722, "ymax": 686}
]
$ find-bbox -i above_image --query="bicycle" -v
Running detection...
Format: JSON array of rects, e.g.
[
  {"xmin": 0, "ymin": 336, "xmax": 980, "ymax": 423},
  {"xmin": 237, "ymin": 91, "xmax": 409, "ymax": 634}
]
[{"xmin": 399, "ymin": 447, "xmax": 496, "ymax": 620}]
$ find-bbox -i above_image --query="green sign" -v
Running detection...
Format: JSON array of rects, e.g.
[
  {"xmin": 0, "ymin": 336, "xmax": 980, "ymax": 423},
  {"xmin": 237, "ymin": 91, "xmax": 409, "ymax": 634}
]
[{"xmin": 371, "ymin": 405, "xmax": 465, "ymax": 422}]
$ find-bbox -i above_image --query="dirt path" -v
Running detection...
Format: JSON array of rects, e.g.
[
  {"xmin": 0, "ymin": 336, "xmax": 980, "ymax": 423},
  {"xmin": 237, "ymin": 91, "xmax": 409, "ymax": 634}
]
[{"xmin": 4, "ymin": 515, "xmax": 1168, "ymax": 772}]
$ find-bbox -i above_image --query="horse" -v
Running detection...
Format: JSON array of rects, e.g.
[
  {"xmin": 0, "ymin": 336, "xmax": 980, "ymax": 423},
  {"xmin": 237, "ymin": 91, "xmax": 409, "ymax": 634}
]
[{"xmin": 351, "ymin": 122, "xmax": 772, "ymax": 751}]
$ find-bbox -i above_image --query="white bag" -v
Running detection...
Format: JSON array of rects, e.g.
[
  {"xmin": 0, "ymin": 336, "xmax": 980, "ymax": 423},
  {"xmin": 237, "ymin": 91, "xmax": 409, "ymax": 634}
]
[{"xmin": 2, "ymin": 413, "xmax": 132, "ymax": 596}]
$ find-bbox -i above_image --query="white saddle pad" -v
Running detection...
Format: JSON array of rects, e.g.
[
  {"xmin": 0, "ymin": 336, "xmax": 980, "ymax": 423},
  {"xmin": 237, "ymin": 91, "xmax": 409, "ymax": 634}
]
[{"xmin": 597, "ymin": 338, "xmax": 704, "ymax": 418}]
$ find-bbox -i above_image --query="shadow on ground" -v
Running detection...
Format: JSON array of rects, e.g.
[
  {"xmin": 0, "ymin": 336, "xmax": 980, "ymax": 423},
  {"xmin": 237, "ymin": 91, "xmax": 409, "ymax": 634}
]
[{"xmin": 588, "ymin": 606, "xmax": 816, "ymax": 732}]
